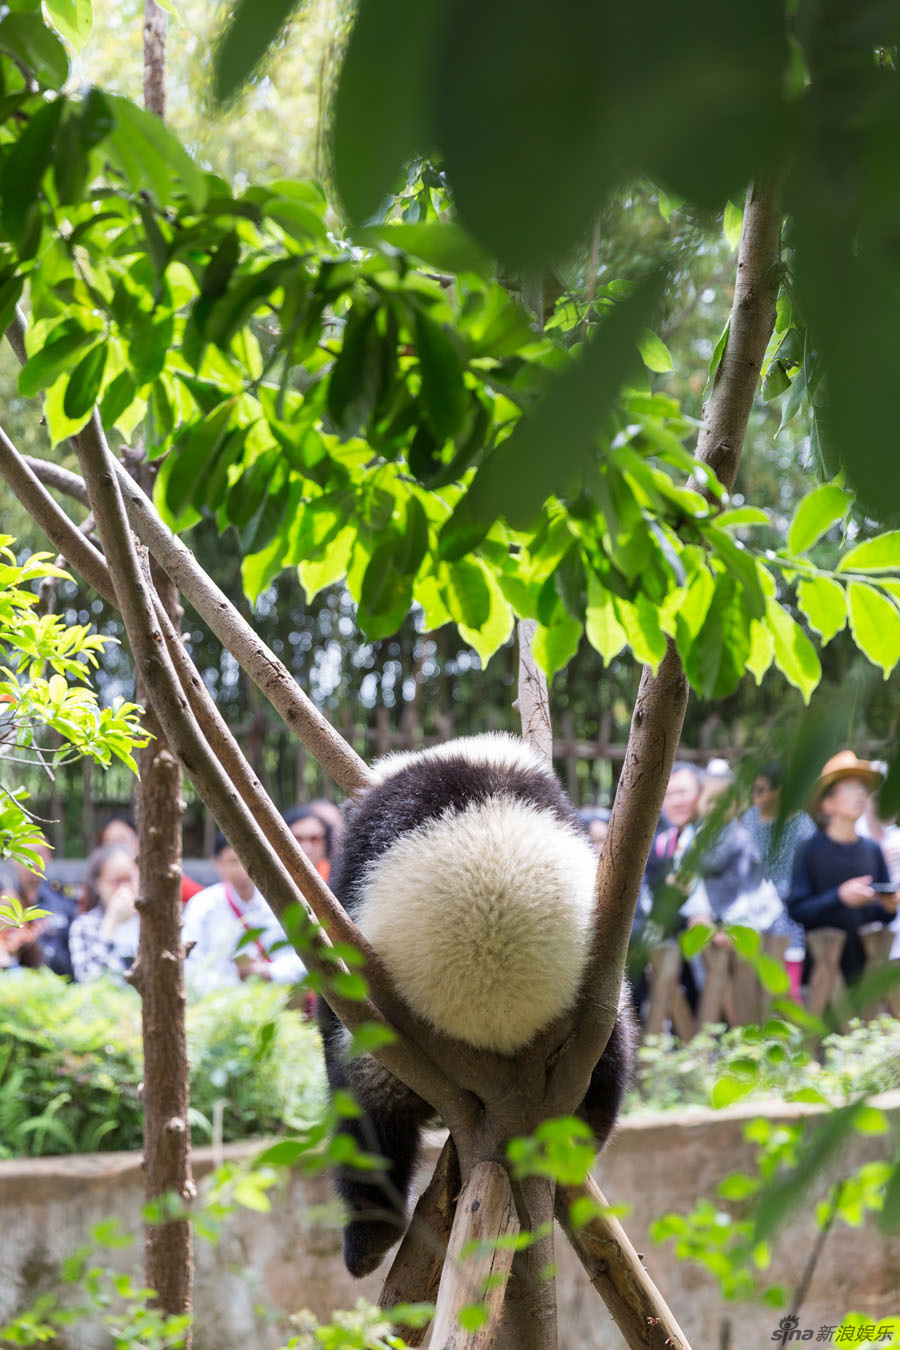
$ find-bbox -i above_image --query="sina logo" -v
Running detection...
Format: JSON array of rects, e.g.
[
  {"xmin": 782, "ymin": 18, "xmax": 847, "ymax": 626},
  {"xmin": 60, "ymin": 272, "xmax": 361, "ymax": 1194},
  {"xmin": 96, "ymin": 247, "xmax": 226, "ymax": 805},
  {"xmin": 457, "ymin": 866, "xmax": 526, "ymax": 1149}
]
[{"xmin": 771, "ymin": 1315, "xmax": 813, "ymax": 1343}]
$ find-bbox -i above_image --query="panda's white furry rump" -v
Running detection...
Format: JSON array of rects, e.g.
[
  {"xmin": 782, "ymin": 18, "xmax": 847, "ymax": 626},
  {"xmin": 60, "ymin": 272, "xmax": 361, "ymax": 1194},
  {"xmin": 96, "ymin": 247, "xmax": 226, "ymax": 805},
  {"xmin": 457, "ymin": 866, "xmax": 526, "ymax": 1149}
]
[
  {"xmin": 319, "ymin": 732, "xmax": 634, "ymax": 1278},
  {"xmin": 356, "ymin": 794, "xmax": 597, "ymax": 1051}
]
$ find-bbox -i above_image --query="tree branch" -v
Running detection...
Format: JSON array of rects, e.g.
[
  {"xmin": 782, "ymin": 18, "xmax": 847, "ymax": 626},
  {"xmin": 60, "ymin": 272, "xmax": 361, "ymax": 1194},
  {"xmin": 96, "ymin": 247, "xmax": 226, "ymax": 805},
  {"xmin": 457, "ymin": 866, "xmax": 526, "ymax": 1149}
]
[
  {"xmin": 556, "ymin": 1176, "xmax": 690, "ymax": 1350},
  {"xmin": 21, "ymin": 450, "xmax": 370, "ymax": 796},
  {"xmin": 548, "ymin": 177, "xmax": 782, "ymax": 1121},
  {"xmin": 695, "ymin": 177, "xmax": 782, "ymax": 490}
]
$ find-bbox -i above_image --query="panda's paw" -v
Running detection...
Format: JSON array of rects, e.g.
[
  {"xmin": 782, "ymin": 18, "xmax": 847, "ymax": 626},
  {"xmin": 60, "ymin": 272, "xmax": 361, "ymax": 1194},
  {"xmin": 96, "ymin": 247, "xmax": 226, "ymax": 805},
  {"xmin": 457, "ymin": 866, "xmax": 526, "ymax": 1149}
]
[{"xmin": 344, "ymin": 1217, "xmax": 404, "ymax": 1278}]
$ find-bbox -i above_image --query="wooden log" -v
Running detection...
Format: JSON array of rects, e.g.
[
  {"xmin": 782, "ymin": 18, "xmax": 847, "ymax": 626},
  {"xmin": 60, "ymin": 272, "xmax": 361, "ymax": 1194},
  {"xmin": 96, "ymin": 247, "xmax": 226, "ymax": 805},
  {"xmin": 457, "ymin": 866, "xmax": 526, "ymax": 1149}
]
[
  {"xmin": 805, "ymin": 928, "xmax": 847, "ymax": 1025},
  {"xmin": 430, "ymin": 1161, "xmax": 519, "ymax": 1349},
  {"xmin": 556, "ymin": 1174, "xmax": 692, "ymax": 1350},
  {"xmin": 858, "ymin": 923, "xmax": 897, "ymax": 1021},
  {"xmin": 379, "ymin": 1138, "xmax": 461, "ymax": 1347},
  {"xmin": 644, "ymin": 941, "xmax": 696, "ymax": 1040},
  {"xmin": 728, "ymin": 952, "xmax": 762, "ymax": 1028},
  {"xmin": 696, "ymin": 942, "xmax": 730, "ymax": 1027}
]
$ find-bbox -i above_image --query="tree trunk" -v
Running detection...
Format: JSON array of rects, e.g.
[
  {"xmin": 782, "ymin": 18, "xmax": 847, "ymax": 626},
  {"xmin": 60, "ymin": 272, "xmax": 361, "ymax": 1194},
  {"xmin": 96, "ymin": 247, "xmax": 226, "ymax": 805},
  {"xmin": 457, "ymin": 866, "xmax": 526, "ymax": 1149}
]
[
  {"xmin": 128, "ymin": 14, "xmax": 194, "ymax": 1332},
  {"xmin": 131, "ymin": 549, "xmax": 195, "ymax": 1332}
]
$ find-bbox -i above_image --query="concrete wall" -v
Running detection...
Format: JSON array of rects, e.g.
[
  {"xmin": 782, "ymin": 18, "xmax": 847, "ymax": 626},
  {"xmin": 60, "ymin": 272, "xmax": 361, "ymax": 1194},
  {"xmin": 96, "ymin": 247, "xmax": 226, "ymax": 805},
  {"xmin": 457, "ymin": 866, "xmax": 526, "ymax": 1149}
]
[{"xmin": 2, "ymin": 1094, "xmax": 899, "ymax": 1348}]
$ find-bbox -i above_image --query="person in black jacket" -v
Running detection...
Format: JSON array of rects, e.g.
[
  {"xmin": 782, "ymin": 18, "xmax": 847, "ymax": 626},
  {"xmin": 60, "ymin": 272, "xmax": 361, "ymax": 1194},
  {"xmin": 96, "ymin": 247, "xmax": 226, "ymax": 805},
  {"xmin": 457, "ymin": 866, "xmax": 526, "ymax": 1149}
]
[{"xmin": 788, "ymin": 751, "xmax": 899, "ymax": 982}]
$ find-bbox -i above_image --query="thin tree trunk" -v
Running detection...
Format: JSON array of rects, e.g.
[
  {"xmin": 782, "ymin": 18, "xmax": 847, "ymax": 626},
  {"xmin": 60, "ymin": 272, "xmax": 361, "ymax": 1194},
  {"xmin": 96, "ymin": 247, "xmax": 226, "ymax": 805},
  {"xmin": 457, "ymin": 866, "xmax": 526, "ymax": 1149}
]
[
  {"xmin": 143, "ymin": 0, "xmax": 166, "ymax": 121},
  {"xmin": 132, "ymin": 14, "xmax": 193, "ymax": 1330},
  {"xmin": 132, "ymin": 652, "xmax": 195, "ymax": 1325}
]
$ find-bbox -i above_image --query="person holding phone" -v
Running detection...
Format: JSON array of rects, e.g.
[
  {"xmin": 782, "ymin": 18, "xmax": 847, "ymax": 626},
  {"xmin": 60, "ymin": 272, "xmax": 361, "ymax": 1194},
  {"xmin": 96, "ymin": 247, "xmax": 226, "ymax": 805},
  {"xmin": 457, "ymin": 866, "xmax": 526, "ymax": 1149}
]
[{"xmin": 787, "ymin": 751, "xmax": 899, "ymax": 982}]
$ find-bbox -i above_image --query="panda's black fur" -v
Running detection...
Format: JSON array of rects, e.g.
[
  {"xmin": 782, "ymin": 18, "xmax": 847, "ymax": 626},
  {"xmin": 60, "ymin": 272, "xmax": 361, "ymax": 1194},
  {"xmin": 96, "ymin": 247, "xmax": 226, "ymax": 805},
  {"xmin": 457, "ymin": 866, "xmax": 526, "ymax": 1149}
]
[{"xmin": 318, "ymin": 733, "xmax": 635, "ymax": 1277}]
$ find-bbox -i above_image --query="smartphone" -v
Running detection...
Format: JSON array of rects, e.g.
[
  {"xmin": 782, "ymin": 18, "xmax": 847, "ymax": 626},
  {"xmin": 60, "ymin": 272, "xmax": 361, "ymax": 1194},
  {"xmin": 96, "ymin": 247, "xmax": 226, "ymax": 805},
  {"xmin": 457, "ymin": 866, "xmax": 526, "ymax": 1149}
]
[{"xmin": 869, "ymin": 882, "xmax": 899, "ymax": 894}]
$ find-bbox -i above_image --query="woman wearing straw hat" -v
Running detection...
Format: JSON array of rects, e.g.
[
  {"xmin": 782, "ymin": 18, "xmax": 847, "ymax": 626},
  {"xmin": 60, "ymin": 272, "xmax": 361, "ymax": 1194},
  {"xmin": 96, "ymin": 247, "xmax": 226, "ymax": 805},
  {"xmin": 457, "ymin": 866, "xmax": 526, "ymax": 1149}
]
[{"xmin": 787, "ymin": 751, "xmax": 899, "ymax": 983}]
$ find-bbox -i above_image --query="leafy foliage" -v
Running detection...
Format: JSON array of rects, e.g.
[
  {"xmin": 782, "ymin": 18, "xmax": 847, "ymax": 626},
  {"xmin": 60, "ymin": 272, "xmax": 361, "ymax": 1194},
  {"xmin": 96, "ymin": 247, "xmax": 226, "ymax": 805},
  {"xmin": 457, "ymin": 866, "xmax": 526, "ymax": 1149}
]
[
  {"xmin": 0, "ymin": 71, "xmax": 897, "ymax": 701},
  {"xmin": 0, "ymin": 538, "xmax": 147, "ymax": 870},
  {"xmin": 0, "ymin": 972, "xmax": 325, "ymax": 1157},
  {"xmin": 631, "ymin": 1017, "xmax": 900, "ymax": 1115}
]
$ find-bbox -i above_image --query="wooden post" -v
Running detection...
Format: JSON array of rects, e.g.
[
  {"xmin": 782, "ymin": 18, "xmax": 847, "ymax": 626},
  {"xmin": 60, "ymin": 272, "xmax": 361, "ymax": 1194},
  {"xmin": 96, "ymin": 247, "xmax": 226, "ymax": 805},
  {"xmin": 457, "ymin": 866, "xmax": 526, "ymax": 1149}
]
[
  {"xmin": 729, "ymin": 951, "xmax": 763, "ymax": 1027},
  {"xmin": 805, "ymin": 929, "xmax": 847, "ymax": 1026},
  {"xmin": 430, "ymin": 1162, "xmax": 520, "ymax": 1349},
  {"xmin": 697, "ymin": 943, "xmax": 731, "ymax": 1027},
  {"xmin": 858, "ymin": 923, "xmax": 896, "ymax": 1020},
  {"xmin": 644, "ymin": 941, "xmax": 697, "ymax": 1040}
]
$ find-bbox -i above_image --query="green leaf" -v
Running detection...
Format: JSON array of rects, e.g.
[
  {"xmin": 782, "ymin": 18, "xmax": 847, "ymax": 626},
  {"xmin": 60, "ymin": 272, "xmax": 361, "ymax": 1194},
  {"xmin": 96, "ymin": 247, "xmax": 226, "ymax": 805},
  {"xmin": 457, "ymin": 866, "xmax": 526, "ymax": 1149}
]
[
  {"xmin": 585, "ymin": 578, "xmax": 628, "ymax": 666},
  {"xmin": 459, "ymin": 1305, "xmax": 489, "ymax": 1334},
  {"xmin": 532, "ymin": 613, "xmax": 581, "ymax": 678},
  {"xmin": 638, "ymin": 328, "xmax": 673, "ymax": 373},
  {"xmin": 360, "ymin": 538, "xmax": 413, "ymax": 622},
  {"xmin": 164, "ymin": 402, "xmax": 236, "ymax": 518},
  {"xmin": 711, "ymin": 1075, "xmax": 755, "ymax": 1109},
  {"xmin": 452, "ymin": 271, "xmax": 665, "ymax": 533},
  {"xmin": 847, "ymin": 582, "xmax": 900, "ymax": 678},
  {"xmin": 787, "ymin": 483, "xmax": 851, "ymax": 555},
  {"xmin": 683, "ymin": 572, "xmax": 749, "ymax": 699},
  {"xmin": 745, "ymin": 618, "xmax": 774, "ymax": 684},
  {"xmin": 723, "ymin": 199, "xmax": 743, "ymax": 250},
  {"xmin": 707, "ymin": 320, "xmax": 729, "ymax": 385},
  {"xmin": 445, "ymin": 557, "xmax": 491, "ymax": 630},
  {"xmin": 837, "ymin": 531, "xmax": 900, "ymax": 575},
  {"xmin": 456, "ymin": 565, "xmax": 514, "ymax": 667},
  {"xmin": 332, "ymin": 0, "xmax": 442, "ymax": 224},
  {"xmin": 327, "ymin": 303, "xmax": 382, "ymax": 437},
  {"xmin": 415, "ymin": 310, "xmax": 467, "ymax": 440},
  {"xmin": 254, "ymin": 1139, "xmax": 310, "ymax": 1167},
  {"xmin": 212, "ymin": 0, "xmax": 302, "ymax": 103},
  {"xmin": 0, "ymin": 277, "xmax": 24, "ymax": 336},
  {"xmin": 680, "ymin": 923, "xmax": 714, "ymax": 958},
  {"xmin": 766, "ymin": 598, "xmax": 822, "ymax": 703},
  {"xmin": 44, "ymin": 0, "xmax": 92, "ymax": 48},
  {"xmin": 368, "ymin": 221, "xmax": 492, "ymax": 276},
  {"xmin": 19, "ymin": 321, "xmax": 96, "ymax": 397},
  {"xmin": 751, "ymin": 953, "xmax": 790, "ymax": 995},
  {"xmin": 614, "ymin": 592, "xmax": 666, "ymax": 673},
  {"xmin": 762, "ymin": 359, "xmax": 790, "ymax": 401},
  {"xmin": 853, "ymin": 1105, "xmax": 888, "ymax": 1136},
  {"xmin": 62, "ymin": 343, "xmax": 107, "ymax": 420},
  {"xmin": 1, "ymin": 95, "xmax": 64, "ymax": 248},
  {"xmin": 0, "ymin": 13, "xmax": 68, "ymax": 88},
  {"xmin": 397, "ymin": 496, "xmax": 429, "ymax": 577},
  {"xmin": 105, "ymin": 93, "xmax": 206, "ymax": 210},
  {"xmin": 796, "ymin": 575, "xmax": 846, "ymax": 644}
]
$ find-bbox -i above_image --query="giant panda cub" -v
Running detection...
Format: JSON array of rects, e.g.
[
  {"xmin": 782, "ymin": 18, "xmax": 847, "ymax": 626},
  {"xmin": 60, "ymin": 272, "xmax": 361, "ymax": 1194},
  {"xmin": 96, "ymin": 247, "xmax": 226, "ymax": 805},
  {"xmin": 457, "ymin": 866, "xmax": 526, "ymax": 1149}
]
[{"xmin": 319, "ymin": 732, "xmax": 634, "ymax": 1277}]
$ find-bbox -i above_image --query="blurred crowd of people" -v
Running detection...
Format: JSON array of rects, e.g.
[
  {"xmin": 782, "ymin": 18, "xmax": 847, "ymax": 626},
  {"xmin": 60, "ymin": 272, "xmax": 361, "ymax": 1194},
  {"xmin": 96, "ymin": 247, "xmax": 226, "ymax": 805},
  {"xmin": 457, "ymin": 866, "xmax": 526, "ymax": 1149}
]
[
  {"xmin": 616, "ymin": 749, "xmax": 900, "ymax": 1007},
  {"xmin": 2, "ymin": 751, "xmax": 899, "ymax": 1018},
  {"xmin": 0, "ymin": 798, "xmax": 343, "ymax": 993}
]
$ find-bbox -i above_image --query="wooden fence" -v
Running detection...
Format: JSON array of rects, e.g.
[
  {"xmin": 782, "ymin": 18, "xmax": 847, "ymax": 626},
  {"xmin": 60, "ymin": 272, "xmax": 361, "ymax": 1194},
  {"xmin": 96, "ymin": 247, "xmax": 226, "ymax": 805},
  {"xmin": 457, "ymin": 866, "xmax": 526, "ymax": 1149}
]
[{"xmin": 644, "ymin": 923, "xmax": 900, "ymax": 1038}]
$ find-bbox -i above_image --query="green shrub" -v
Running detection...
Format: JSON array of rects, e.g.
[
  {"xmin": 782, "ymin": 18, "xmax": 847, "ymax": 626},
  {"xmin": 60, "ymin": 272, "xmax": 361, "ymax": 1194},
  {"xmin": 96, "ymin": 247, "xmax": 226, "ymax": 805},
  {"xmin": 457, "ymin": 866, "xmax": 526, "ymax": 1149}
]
[
  {"xmin": 629, "ymin": 1016, "xmax": 900, "ymax": 1114},
  {"xmin": 0, "ymin": 970, "xmax": 324, "ymax": 1157}
]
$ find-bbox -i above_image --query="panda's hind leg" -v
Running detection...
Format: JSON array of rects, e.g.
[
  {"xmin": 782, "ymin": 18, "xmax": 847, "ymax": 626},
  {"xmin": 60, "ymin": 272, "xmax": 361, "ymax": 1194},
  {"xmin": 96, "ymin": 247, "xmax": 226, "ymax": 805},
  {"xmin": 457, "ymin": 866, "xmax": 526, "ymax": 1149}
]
[{"xmin": 319, "ymin": 1000, "xmax": 434, "ymax": 1277}]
